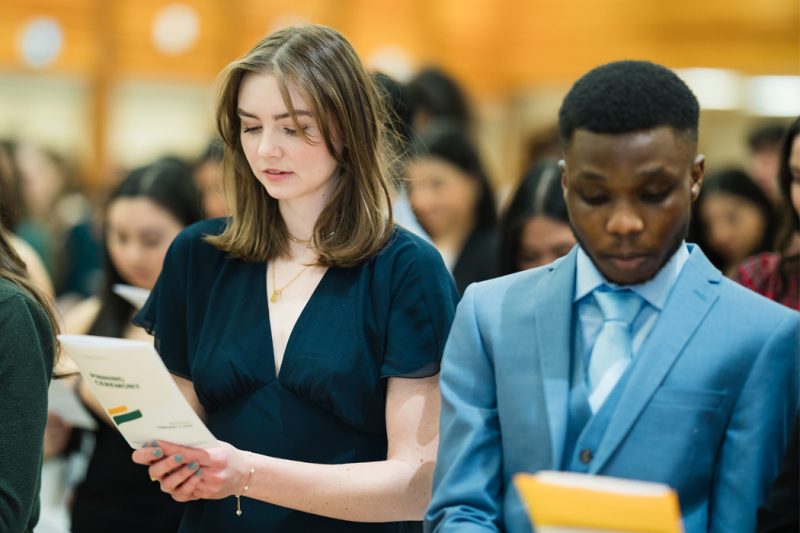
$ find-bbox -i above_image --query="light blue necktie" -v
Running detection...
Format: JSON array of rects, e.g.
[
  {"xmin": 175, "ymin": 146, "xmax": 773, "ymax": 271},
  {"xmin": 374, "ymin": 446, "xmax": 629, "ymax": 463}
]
[{"xmin": 588, "ymin": 289, "xmax": 643, "ymax": 398}]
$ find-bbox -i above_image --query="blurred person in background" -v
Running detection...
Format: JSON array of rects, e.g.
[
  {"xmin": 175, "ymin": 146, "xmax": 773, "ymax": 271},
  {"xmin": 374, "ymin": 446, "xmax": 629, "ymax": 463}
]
[
  {"xmin": 497, "ymin": 159, "xmax": 575, "ymax": 275},
  {"xmin": 0, "ymin": 217, "xmax": 58, "ymax": 532},
  {"xmin": 521, "ymin": 125, "xmax": 562, "ymax": 175},
  {"xmin": 372, "ymin": 71, "xmax": 430, "ymax": 241},
  {"xmin": 734, "ymin": 117, "xmax": 800, "ymax": 310},
  {"xmin": 690, "ymin": 168, "xmax": 776, "ymax": 277},
  {"xmin": 195, "ymin": 138, "xmax": 229, "ymax": 219},
  {"xmin": 13, "ymin": 143, "xmax": 101, "ymax": 301},
  {"xmin": 407, "ymin": 121, "xmax": 497, "ymax": 293},
  {"xmin": 405, "ymin": 67, "xmax": 472, "ymax": 135},
  {"xmin": 0, "ymin": 141, "xmax": 54, "ymax": 298},
  {"xmin": 747, "ymin": 123, "xmax": 785, "ymax": 206},
  {"xmin": 62, "ymin": 158, "xmax": 202, "ymax": 533}
]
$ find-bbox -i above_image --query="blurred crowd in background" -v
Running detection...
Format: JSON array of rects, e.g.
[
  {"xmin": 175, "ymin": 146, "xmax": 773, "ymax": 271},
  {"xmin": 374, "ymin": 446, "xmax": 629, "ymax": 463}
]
[{"xmin": 1, "ymin": 2, "xmax": 798, "ymax": 532}]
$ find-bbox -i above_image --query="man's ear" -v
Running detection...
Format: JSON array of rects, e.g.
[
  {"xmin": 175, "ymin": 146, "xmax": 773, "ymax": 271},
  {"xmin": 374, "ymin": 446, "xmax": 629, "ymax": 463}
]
[
  {"xmin": 559, "ymin": 159, "xmax": 568, "ymax": 198},
  {"xmin": 690, "ymin": 154, "xmax": 705, "ymax": 201}
]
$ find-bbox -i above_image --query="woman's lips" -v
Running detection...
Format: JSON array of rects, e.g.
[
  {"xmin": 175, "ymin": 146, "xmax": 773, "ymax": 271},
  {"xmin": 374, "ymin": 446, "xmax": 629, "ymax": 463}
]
[{"xmin": 261, "ymin": 169, "xmax": 293, "ymax": 182}]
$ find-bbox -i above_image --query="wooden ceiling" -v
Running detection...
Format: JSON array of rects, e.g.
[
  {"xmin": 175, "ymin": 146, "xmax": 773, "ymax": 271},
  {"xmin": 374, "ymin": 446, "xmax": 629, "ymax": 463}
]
[
  {"xmin": 2, "ymin": 0, "xmax": 798, "ymax": 93},
  {"xmin": 1, "ymin": 0, "xmax": 797, "ymax": 185}
]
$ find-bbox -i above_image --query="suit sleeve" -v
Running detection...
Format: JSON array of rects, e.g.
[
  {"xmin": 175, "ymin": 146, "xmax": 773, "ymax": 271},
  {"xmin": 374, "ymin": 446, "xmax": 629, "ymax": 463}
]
[
  {"xmin": 425, "ymin": 285, "xmax": 504, "ymax": 532},
  {"xmin": 709, "ymin": 311, "xmax": 800, "ymax": 533}
]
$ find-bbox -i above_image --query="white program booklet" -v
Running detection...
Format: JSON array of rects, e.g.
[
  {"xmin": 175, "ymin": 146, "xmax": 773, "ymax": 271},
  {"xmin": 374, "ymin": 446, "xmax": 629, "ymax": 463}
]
[
  {"xmin": 57, "ymin": 334, "xmax": 217, "ymax": 449},
  {"xmin": 112, "ymin": 284, "xmax": 151, "ymax": 309}
]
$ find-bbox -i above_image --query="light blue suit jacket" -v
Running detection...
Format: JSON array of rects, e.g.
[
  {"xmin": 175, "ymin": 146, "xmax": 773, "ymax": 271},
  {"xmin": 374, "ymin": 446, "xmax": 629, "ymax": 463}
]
[{"xmin": 426, "ymin": 246, "xmax": 800, "ymax": 533}]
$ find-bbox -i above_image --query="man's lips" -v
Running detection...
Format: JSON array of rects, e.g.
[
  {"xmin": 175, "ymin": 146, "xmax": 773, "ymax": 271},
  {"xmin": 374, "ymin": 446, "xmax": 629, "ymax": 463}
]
[{"xmin": 601, "ymin": 253, "xmax": 652, "ymax": 271}]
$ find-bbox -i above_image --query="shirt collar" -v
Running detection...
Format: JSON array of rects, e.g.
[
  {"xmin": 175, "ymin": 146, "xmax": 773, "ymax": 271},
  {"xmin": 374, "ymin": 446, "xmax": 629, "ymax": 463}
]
[{"xmin": 574, "ymin": 242, "xmax": 690, "ymax": 310}]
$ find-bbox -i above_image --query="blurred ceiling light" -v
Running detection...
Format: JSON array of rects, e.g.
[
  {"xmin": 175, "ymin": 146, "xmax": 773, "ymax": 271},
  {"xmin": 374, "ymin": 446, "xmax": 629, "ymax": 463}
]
[
  {"xmin": 367, "ymin": 46, "xmax": 415, "ymax": 82},
  {"xmin": 676, "ymin": 68, "xmax": 743, "ymax": 110},
  {"xmin": 746, "ymin": 76, "xmax": 800, "ymax": 117},
  {"xmin": 17, "ymin": 17, "xmax": 63, "ymax": 69},
  {"xmin": 152, "ymin": 3, "xmax": 200, "ymax": 56}
]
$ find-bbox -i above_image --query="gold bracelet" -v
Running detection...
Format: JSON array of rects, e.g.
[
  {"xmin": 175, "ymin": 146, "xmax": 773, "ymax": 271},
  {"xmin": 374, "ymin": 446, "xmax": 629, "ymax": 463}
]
[{"xmin": 235, "ymin": 451, "xmax": 255, "ymax": 517}]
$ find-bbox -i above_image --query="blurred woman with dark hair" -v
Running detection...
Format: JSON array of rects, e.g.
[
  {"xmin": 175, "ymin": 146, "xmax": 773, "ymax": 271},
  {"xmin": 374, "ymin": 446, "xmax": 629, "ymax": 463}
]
[
  {"xmin": 406, "ymin": 121, "xmax": 497, "ymax": 293},
  {"xmin": 690, "ymin": 167, "xmax": 777, "ymax": 277},
  {"xmin": 734, "ymin": 116, "xmax": 800, "ymax": 310},
  {"xmin": 65, "ymin": 158, "xmax": 203, "ymax": 532},
  {"xmin": 497, "ymin": 160, "xmax": 575, "ymax": 275}
]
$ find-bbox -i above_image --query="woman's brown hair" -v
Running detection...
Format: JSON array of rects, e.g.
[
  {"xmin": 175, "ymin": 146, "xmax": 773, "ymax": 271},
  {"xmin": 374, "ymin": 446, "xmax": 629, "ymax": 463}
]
[
  {"xmin": 208, "ymin": 24, "xmax": 396, "ymax": 266},
  {"xmin": 0, "ymin": 224, "xmax": 60, "ymax": 349}
]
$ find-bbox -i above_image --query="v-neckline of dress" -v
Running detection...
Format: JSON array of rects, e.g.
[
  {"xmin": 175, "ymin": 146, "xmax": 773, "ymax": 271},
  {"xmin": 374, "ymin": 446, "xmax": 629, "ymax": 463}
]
[{"xmin": 261, "ymin": 261, "xmax": 333, "ymax": 381}]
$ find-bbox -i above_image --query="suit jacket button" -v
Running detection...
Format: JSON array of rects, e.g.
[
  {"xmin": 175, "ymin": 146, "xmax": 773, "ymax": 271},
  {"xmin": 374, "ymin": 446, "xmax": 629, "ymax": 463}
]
[{"xmin": 579, "ymin": 448, "xmax": 593, "ymax": 464}]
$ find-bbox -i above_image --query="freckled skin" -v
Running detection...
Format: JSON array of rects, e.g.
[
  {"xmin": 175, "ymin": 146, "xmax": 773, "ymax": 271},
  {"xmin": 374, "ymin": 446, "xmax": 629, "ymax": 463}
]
[{"xmin": 562, "ymin": 127, "xmax": 705, "ymax": 285}]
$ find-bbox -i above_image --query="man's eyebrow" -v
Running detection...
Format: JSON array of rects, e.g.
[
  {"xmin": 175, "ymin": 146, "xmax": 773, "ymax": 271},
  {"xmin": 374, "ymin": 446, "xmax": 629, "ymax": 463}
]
[
  {"xmin": 574, "ymin": 170, "xmax": 605, "ymax": 181},
  {"xmin": 637, "ymin": 166, "xmax": 681, "ymax": 180}
]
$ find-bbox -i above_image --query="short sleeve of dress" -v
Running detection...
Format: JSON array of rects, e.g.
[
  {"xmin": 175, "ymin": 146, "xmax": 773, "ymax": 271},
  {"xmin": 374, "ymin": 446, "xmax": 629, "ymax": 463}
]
[
  {"xmin": 133, "ymin": 225, "xmax": 195, "ymax": 378},
  {"xmin": 380, "ymin": 232, "xmax": 460, "ymax": 379}
]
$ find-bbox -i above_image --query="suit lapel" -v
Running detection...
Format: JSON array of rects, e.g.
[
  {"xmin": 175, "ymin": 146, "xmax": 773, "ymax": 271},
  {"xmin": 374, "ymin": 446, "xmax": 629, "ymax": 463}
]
[
  {"xmin": 590, "ymin": 247, "xmax": 722, "ymax": 473},
  {"xmin": 532, "ymin": 248, "xmax": 577, "ymax": 469}
]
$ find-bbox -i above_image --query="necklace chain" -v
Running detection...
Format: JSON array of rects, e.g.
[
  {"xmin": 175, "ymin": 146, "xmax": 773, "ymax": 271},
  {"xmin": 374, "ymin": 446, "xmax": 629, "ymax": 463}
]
[
  {"xmin": 287, "ymin": 233, "xmax": 312, "ymax": 246},
  {"xmin": 270, "ymin": 261, "xmax": 310, "ymax": 303}
]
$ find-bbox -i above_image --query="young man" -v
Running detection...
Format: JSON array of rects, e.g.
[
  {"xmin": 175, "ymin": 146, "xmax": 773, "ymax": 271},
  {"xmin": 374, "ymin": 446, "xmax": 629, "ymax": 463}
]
[{"xmin": 425, "ymin": 61, "xmax": 799, "ymax": 533}]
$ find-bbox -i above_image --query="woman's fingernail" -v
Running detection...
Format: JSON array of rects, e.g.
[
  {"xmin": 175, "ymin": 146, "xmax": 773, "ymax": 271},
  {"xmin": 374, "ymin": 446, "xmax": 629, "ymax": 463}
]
[
  {"xmin": 150, "ymin": 476, "xmax": 157, "ymax": 482},
  {"xmin": 194, "ymin": 468, "xmax": 202, "ymax": 477},
  {"xmin": 153, "ymin": 448, "xmax": 163, "ymax": 458},
  {"xmin": 150, "ymin": 440, "xmax": 159, "ymax": 447},
  {"xmin": 142, "ymin": 442, "xmax": 150, "ymax": 448},
  {"xmin": 174, "ymin": 454, "xmax": 183, "ymax": 463},
  {"xmin": 188, "ymin": 461, "xmax": 198, "ymax": 471}
]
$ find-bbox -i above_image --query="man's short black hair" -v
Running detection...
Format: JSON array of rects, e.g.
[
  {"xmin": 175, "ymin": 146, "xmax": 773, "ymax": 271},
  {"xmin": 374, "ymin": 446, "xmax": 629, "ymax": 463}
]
[{"xmin": 558, "ymin": 60, "xmax": 699, "ymax": 146}]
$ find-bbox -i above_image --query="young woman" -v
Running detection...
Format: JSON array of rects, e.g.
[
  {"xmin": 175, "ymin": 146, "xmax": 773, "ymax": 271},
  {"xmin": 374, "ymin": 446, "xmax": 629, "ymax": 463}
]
[
  {"xmin": 406, "ymin": 122, "xmax": 497, "ymax": 293},
  {"xmin": 690, "ymin": 168, "xmax": 776, "ymax": 277},
  {"xmin": 65, "ymin": 158, "xmax": 203, "ymax": 532},
  {"xmin": 497, "ymin": 159, "xmax": 575, "ymax": 275},
  {"xmin": 0, "ymin": 220, "xmax": 58, "ymax": 531},
  {"xmin": 131, "ymin": 24, "xmax": 458, "ymax": 532},
  {"xmin": 734, "ymin": 116, "xmax": 800, "ymax": 310}
]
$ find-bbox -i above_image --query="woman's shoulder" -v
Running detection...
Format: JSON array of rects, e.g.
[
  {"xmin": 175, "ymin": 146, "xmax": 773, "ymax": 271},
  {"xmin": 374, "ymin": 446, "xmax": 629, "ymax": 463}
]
[
  {"xmin": 0, "ymin": 278, "xmax": 51, "ymax": 333},
  {"xmin": 372, "ymin": 226, "xmax": 456, "ymax": 292},
  {"xmin": 175, "ymin": 217, "xmax": 228, "ymax": 245},
  {"xmin": 0, "ymin": 277, "xmax": 30, "ymax": 306},
  {"xmin": 379, "ymin": 225, "xmax": 443, "ymax": 264},
  {"xmin": 168, "ymin": 217, "xmax": 230, "ymax": 260}
]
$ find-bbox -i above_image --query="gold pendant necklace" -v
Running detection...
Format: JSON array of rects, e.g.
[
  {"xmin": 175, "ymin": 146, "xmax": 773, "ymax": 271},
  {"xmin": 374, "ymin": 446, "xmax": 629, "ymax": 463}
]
[{"xmin": 270, "ymin": 261, "xmax": 310, "ymax": 303}]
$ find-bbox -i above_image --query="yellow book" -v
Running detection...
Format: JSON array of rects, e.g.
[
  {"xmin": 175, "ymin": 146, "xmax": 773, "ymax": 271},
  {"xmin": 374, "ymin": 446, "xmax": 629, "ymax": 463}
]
[{"xmin": 513, "ymin": 471, "xmax": 683, "ymax": 533}]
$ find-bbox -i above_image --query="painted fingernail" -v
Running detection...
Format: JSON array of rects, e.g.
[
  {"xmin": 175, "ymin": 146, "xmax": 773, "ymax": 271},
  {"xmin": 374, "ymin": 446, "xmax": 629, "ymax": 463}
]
[
  {"xmin": 150, "ymin": 440, "xmax": 159, "ymax": 447},
  {"xmin": 194, "ymin": 468, "xmax": 202, "ymax": 477},
  {"xmin": 142, "ymin": 442, "xmax": 150, "ymax": 448},
  {"xmin": 188, "ymin": 461, "xmax": 198, "ymax": 471},
  {"xmin": 174, "ymin": 454, "xmax": 183, "ymax": 463},
  {"xmin": 150, "ymin": 476, "xmax": 157, "ymax": 482},
  {"xmin": 153, "ymin": 448, "xmax": 163, "ymax": 458}
]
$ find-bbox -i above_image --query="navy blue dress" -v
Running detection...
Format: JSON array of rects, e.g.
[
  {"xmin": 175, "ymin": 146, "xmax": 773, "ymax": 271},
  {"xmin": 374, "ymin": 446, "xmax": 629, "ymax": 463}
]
[{"xmin": 134, "ymin": 218, "xmax": 459, "ymax": 532}]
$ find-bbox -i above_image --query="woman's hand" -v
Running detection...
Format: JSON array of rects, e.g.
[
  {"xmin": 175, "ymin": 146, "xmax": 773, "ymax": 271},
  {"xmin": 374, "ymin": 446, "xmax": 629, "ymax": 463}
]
[{"xmin": 131, "ymin": 440, "xmax": 251, "ymax": 502}]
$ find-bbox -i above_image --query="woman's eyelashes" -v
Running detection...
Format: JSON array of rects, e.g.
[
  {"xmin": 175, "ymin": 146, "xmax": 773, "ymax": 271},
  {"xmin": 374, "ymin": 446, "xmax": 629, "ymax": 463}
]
[{"xmin": 241, "ymin": 123, "xmax": 311, "ymax": 136}]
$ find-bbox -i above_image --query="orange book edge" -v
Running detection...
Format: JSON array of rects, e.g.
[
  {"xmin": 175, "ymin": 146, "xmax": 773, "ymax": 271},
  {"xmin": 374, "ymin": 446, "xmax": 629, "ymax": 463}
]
[{"xmin": 513, "ymin": 471, "xmax": 684, "ymax": 533}]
